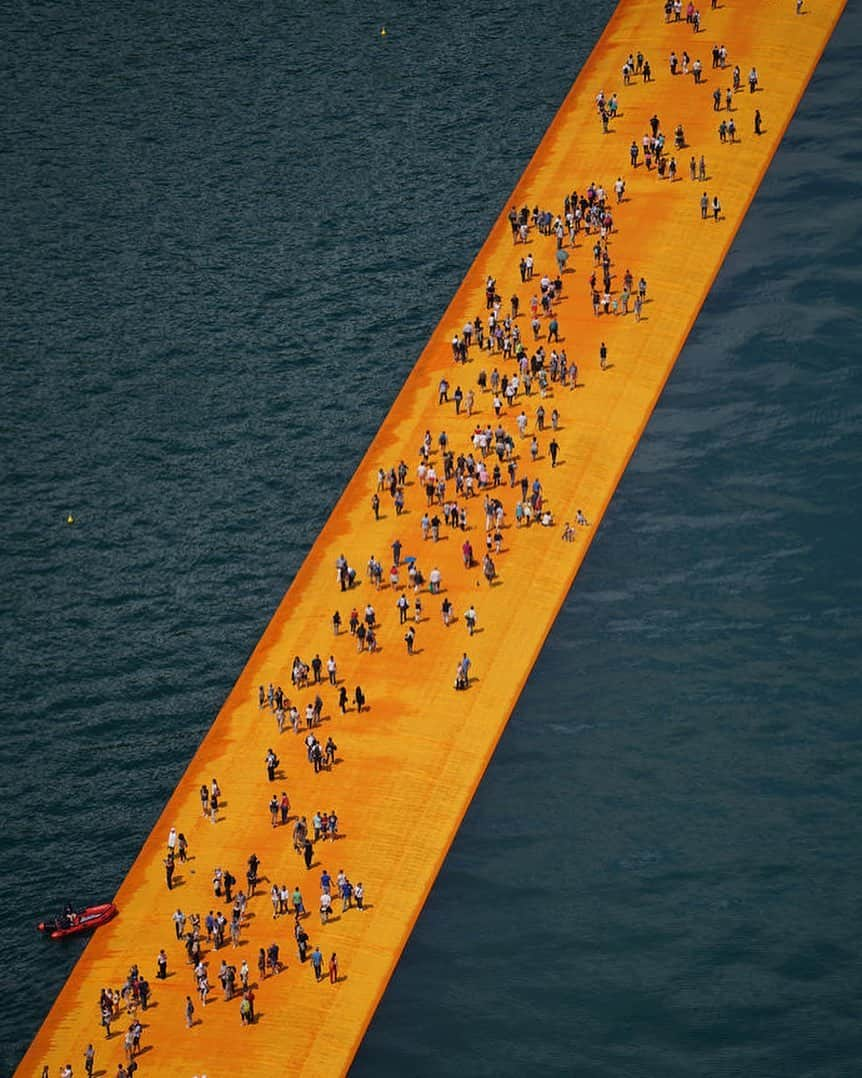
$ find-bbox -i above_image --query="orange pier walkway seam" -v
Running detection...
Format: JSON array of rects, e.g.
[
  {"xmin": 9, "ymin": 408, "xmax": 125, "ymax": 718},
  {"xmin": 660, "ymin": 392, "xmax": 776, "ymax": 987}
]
[{"xmin": 18, "ymin": 0, "xmax": 846, "ymax": 1075}]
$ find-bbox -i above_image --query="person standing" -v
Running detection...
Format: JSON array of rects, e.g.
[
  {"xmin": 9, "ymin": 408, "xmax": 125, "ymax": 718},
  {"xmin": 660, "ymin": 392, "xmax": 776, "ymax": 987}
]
[
  {"xmin": 549, "ymin": 439, "xmax": 559, "ymax": 468},
  {"xmin": 329, "ymin": 953, "xmax": 339, "ymax": 984},
  {"xmin": 172, "ymin": 908, "xmax": 186, "ymax": 940},
  {"xmin": 164, "ymin": 853, "xmax": 175, "ymax": 890},
  {"xmin": 84, "ymin": 1044, "xmax": 95, "ymax": 1077},
  {"xmin": 599, "ymin": 341, "xmax": 608, "ymax": 371},
  {"xmin": 184, "ymin": 995, "xmax": 195, "ymax": 1028},
  {"xmin": 157, "ymin": 948, "xmax": 168, "ymax": 980},
  {"xmin": 240, "ymin": 994, "xmax": 252, "ymax": 1026}
]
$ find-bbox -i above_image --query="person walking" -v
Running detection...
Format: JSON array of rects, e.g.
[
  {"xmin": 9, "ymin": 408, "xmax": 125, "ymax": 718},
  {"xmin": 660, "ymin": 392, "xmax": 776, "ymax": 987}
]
[
  {"xmin": 311, "ymin": 946, "xmax": 324, "ymax": 982},
  {"xmin": 184, "ymin": 995, "xmax": 195, "ymax": 1028},
  {"xmin": 329, "ymin": 953, "xmax": 339, "ymax": 984}
]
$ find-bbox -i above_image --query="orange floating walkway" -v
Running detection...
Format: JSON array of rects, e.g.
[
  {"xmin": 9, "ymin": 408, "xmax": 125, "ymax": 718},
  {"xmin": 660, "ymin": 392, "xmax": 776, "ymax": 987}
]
[{"xmin": 19, "ymin": 0, "xmax": 846, "ymax": 1074}]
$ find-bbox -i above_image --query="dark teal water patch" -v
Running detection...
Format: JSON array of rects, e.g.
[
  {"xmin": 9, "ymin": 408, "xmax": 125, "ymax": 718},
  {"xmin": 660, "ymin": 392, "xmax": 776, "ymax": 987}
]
[{"xmin": 2, "ymin": 0, "xmax": 861, "ymax": 1075}]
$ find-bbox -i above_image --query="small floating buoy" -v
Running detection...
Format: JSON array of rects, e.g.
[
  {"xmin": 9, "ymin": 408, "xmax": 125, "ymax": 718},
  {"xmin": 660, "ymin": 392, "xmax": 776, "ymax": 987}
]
[
  {"xmin": 66, "ymin": 514, "xmax": 75, "ymax": 525},
  {"xmin": 380, "ymin": 26, "xmax": 387, "ymax": 36}
]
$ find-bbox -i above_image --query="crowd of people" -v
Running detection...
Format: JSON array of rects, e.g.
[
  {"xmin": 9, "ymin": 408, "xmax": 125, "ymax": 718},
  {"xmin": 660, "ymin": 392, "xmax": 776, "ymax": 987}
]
[{"xmin": 42, "ymin": 3, "xmax": 779, "ymax": 1072}]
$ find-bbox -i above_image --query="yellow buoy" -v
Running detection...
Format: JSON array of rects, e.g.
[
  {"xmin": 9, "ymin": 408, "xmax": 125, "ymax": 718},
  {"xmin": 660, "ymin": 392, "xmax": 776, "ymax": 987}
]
[
  {"xmin": 66, "ymin": 514, "xmax": 75, "ymax": 525},
  {"xmin": 380, "ymin": 27, "xmax": 387, "ymax": 36}
]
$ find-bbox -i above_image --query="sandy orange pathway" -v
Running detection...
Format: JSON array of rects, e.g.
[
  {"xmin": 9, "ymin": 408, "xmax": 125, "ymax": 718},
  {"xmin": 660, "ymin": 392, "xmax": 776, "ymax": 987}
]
[{"xmin": 18, "ymin": 0, "xmax": 846, "ymax": 1074}]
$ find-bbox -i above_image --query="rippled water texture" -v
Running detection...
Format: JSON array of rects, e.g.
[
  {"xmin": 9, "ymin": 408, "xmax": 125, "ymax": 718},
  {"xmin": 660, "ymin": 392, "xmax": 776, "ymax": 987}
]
[{"xmin": 2, "ymin": 1, "xmax": 861, "ymax": 1074}]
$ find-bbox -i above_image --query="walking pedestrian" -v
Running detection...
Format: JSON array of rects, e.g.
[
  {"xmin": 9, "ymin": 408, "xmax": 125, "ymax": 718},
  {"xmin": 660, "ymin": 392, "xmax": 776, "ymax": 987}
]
[
  {"xmin": 184, "ymin": 996, "xmax": 195, "ymax": 1028},
  {"xmin": 311, "ymin": 946, "xmax": 324, "ymax": 981}
]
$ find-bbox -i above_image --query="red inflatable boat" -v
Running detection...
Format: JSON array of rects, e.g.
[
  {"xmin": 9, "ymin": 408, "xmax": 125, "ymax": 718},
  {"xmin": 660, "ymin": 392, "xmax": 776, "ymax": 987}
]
[{"xmin": 37, "ymin": 903, "xmax": 118, "ymax": 939}]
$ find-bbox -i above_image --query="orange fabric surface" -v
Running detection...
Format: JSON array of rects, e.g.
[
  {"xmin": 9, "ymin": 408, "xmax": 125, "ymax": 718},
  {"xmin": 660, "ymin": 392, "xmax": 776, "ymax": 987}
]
[{"xmin": 19, "ymin": 0, "xmax": 846, "ymax": 1074}]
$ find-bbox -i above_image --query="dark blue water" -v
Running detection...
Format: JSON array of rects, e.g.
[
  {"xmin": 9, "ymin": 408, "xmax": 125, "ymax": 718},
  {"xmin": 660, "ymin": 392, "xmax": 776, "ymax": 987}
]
[{"xmin": 2, "ymin": 2, "xmax": 860, "ymax": 1075}]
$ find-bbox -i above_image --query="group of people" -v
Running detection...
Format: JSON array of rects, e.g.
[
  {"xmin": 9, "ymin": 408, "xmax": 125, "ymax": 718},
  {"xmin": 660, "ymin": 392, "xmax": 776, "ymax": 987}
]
[{"xmin": 48, "ymin": 8, "xmax": 782, "ymax": 1074}]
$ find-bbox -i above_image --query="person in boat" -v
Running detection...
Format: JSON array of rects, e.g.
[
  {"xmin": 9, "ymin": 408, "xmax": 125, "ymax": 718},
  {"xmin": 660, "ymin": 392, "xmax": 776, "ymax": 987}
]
[{"xmin": 56, "ymin": 903, "xmax": 78, "ymax": 929}]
